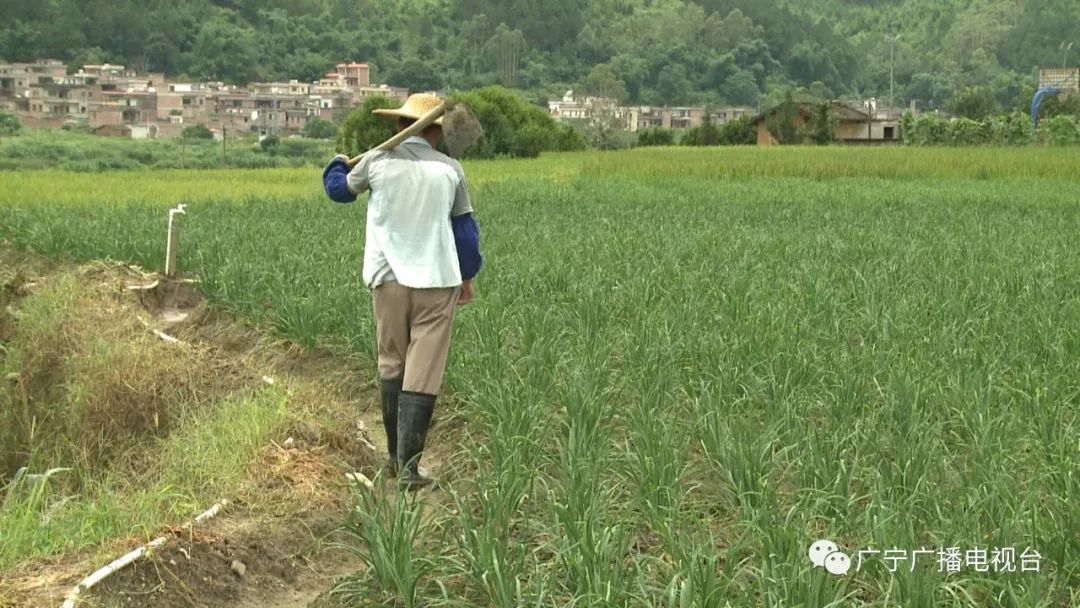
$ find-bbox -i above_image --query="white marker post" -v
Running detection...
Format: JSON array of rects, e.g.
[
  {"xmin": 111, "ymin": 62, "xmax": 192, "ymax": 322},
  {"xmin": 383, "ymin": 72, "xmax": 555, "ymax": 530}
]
[{"xmin": 165, "ymin": 204, "xmax": 187, "ymax": 278}]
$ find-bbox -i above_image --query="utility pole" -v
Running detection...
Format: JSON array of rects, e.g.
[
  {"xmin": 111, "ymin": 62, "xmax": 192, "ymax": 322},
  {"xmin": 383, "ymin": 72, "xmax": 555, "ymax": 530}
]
[
  {"xmin": 222, "ymin": 126, "xmax": 227, "ymax": 166},
  {"xmin": 1063, "ymin": 41, "xmax": 1074, "ymax": 69},
  {"xmin": 888, "ymin": 34, "xmax": 900, "ymax": 113}
]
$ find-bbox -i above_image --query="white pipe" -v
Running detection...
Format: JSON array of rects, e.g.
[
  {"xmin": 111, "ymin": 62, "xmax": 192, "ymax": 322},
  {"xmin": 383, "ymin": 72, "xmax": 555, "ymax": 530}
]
[
  {"xmin": 60, "ymin": 498, "xmax": 228, "ymax": 608},
  {"xmin": 165, "ymin": 204, "xmax": 187, "ymax": 278},
  {"xmin": 193, "ymin": 500, "xmax": 226, "ymax": 525},
  {"xmin": 125, "ymin": 280, "xmax": 160, "ymax": 291},
  {"xmin": 61, "ymin": 536, "xmax": 168, "ymax": 608},
  {"xmin": 150, "ymin": 327, "xmax": 181, "ymax": 345},
  {"xmin": 345, "ymin": 472, "xmax": 375, "ymax": 491},
  {"xmin": 136, "ymin": 315, "xmax": 184, "ymax": 346}
]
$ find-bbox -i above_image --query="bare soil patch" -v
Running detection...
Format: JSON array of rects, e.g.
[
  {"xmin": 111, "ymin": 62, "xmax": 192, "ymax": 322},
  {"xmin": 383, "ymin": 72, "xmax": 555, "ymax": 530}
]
[{"xmin": 88, "ymin": 511, "xmax": 357, "ymax": 608}]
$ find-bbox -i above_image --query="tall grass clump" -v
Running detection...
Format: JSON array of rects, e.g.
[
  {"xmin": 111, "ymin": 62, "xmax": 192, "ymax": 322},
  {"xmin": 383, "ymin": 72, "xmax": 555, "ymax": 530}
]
[
  {"xmin": 335, "ymin": 489, "xmax": 442, "ymax": 608},
  {"xmin": 0, "ymin": 389, "xmax": 289, "ymax": 568}
]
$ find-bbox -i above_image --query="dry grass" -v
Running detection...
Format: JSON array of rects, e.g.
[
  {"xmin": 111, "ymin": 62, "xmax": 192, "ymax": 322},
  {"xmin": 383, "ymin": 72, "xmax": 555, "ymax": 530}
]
[
  {"xmin": 1, "ymin": 265, "xmax": 215, "ymax": 475},
  {"xmin": 0, "ymin": 247, "xmax": 381, "ymax": 606}
]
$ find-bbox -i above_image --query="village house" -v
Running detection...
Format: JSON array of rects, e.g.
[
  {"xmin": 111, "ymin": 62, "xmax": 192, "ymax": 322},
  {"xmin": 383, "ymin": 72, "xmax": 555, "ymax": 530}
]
[
  {"xmin": 549, "ymin": 90, "xmax": 753, "ymax": 132},
  {"xmin": 156, "ymin": 82, "xmax": 210, "ymax": 130},
  {"xmin": 0, "ymin": 59, "xmax": 410, "ymax": 138},
  {"xmin": 624, "ymin": 105, "xmax": 752, "ymax": 131},
  {"xmin": 548, "ymin": 90, "xmax": 619, "ymax": 121},
  {"xmin": 753, "ymin": 99, "xmax": 902, "ymax": 146},
  {"xmin": 0, "ymin": 60, "xmax": 72, "ymax": 126},
  {"xmin": 89, "ymin": 90, "xmax": 158, "ymax": 136},
  {"xmin": 312, "ymin": 64, "xmax": 408, "ymax": 126}
]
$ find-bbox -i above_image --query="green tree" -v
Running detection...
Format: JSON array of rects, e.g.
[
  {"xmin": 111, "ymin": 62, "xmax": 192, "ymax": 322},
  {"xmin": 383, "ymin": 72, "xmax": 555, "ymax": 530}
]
[
  {"xmin": 638, "ymin": 127, "xmax": 676, "ymax": 147},
  {"xmin": 787, "ymin": 42, "xmax": 842, "ymax": 92},
  {"xmin": 575, "ymin": 24, "xmax": 609, "ymax": 66},
  {"xmin": 453, "ymin": 0, "xmax": 582, "ymax": 51},
  {"xmin": 187, "ymin": 16, "xmax": 260, "ymax": 83},
  {"xmin": 655, "ymin": 64, "xmax": 692, "ymax": 106},
  {"xmin": 949, "ymin": 86, "xmax": 1000, "ymax": 120},
  {"xmin": 454, "ymin": 86, "xmax": 567, "ymax": 158},
  {"xmin": 484, "ymin": 24, "xmax": 527, "ymax": 88},
  {"xmin": 335, "ymin": 96, "xmax": 399, "ymax": 156},
  {"xmin": 510, "ymin": 123, "xmax": 552, "ymax": 157},
  {"xmin": 181, "ymin": 124, "xmax": 214, "ymax": 140},
  {"xmin": 723, "ymin": 69, "xmax": 760, "ymax": 106},
  {"xmin": 1036, "ymin": 115, "xmax": 1080, "ymax": 146},
  {"xmin": 0, "ymin": 20, "xmax": 45, "ymax": 62},
  {"xmin": 719, "ymin": 115, "xmax": 756, "ymax": 145},
  {"xmin": 906, "ymin": 73, "xmax": 954, "ymax": 110},
  {"xmin": 695, "ymin": 114, "xmax": 722, "ymax": 145},
  {"xmin": 804, "ymin": 102, "xmax": 835, "ymax": 145},
  {"xmin": 302, "ymin": 118, "xmax": 337, "ymax": 139},
  {"xmin": 764, "ymin": 92, "xmax": 799, "ymax": 145},
  {"xmin": 553, "ymin": 123, "xmax": 587, "ymax": 151},
  {"xmin": 901, "ymin": 109, "xmax": 917, "ymax": 145},
  {"xmin": 387, "ymin": 57, "xmax": 444, "ymax": 92},
  {"xmin": 259, "ymin": 133, "xmax": 280, "ymax": 154},
  {"xmin": 0, "ymin": 111, "xmax": 22, "ymax": 136},
  {"xmin": 704, "ymin": 9, "xmax": 759, "ymax": 51},
  {"xmin": 581, "ymin": 64, "xmax": 627, "ymax": 103},
  {"xmin": 574, "ymin": 113, "xmax": 629, "ymax": 150}
]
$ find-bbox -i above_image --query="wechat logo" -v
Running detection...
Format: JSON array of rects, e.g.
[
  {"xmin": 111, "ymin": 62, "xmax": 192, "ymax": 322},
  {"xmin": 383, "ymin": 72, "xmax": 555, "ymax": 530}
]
[{"xmin": 809, "ymin": 539, "xmax": 852, "ymax": 576}]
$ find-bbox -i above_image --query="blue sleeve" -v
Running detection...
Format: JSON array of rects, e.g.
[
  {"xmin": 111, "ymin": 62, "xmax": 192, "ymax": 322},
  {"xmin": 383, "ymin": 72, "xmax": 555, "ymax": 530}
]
[
  {"xmin": 451, "ymin": 212, "xmax": 483, "ymax": 280},
  {"xmin": 322, "ymin": 158, "xmax": 357, "ymax": 203}
]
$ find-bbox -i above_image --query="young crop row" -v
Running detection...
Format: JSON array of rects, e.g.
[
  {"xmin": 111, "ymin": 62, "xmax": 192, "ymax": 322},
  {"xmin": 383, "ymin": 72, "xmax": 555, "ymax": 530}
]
[
  {"xmin": 582, "ymin": 146, "xmax": 1080, "ymax": 182},
  {"xmin": 0, "ymin": 154, "xmax": 574, "ymax": 208},
  {"xmin": 0, "ymin": 149, "xmax": 1077, "ymax": 606},
  {"xmin": 6, "ymin": 145, "xmax": 1080, "ymax": 211}
]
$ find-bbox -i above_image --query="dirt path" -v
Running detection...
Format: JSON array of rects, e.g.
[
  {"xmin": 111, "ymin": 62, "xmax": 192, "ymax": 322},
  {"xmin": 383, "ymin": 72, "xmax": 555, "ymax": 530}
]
[{"xmin": 80, "ymin": 400, "xmax": 455, "ymax": 608}]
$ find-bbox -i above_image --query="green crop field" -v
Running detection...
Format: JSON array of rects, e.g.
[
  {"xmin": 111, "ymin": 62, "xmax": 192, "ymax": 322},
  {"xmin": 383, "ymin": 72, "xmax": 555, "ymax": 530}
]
[{"xmin": 1, "ymin": 147, "xmax": 1078, "ymax": 607}]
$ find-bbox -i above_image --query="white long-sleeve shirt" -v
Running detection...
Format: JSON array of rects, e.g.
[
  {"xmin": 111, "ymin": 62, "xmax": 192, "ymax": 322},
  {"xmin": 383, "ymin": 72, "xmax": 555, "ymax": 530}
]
[{"xmin": 346, "ymin": 137, "xmax": 473, "ymax": 289}]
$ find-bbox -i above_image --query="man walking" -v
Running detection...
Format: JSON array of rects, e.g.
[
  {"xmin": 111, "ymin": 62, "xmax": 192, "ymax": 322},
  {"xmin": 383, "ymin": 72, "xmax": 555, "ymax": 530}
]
[{"xmin": 322, "ymin": 93, "xmax": 483, "ymax": 489}]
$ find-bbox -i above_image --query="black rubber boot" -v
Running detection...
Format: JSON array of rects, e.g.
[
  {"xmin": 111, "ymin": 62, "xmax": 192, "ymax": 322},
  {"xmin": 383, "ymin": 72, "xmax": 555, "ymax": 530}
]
[
  {"xmin": 380, "ymin": 378, "xmax": 403, "ymax": 478},
  {"xmin": 397, "ymin": 392, "xmax": 436, "ymax": 490}
]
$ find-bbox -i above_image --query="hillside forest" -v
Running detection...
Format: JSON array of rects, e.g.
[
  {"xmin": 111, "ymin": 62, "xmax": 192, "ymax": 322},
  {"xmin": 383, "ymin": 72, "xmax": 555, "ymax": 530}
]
[{"xmin": 2, "ymin": 0, "xmax": 1078, "ymax": 113}]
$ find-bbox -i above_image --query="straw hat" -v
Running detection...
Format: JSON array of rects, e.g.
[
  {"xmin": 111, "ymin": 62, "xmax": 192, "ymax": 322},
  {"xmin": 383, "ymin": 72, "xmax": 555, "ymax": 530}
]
[{"xmin": 373, "ymin": 93, "xmax": 444, "ymax": 125}]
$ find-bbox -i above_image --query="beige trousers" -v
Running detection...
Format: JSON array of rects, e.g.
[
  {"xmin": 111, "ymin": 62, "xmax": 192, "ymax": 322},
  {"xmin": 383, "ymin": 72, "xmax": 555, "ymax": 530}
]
[{"xmin": 371, "ymin": 281, "xmax": 459, "ymax": 395}]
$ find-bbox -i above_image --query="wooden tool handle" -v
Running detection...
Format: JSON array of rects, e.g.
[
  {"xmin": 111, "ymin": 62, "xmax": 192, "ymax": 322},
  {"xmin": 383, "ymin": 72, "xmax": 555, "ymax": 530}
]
[{"xmin": 347, "ymin": 98, "xmax": 456, "ymax": 167}]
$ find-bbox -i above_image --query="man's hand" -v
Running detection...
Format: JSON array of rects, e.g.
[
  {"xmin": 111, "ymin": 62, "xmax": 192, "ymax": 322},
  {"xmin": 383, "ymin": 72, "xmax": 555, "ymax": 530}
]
[{"xmin": 457, "ymin": 280, "xmax": 474, "ymax": 305}]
